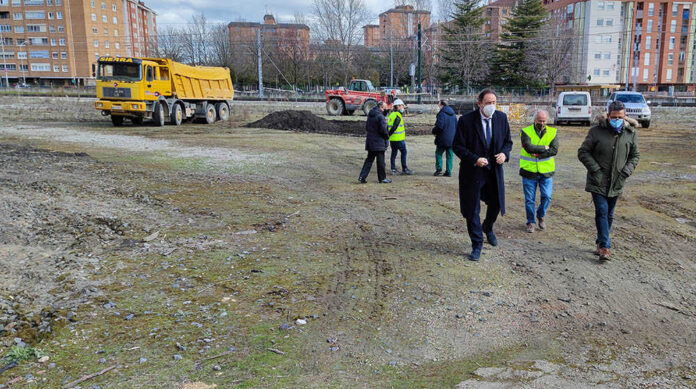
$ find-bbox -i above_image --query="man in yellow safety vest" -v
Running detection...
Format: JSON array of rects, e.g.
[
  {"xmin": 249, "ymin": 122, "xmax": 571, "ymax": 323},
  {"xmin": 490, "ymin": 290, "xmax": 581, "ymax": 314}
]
[
  {"xmin": 519, "ymin": 109, "xmax": 558, "ymax": 233},
  {"xmin": 388, "ymin": 99, "xmax": 412, "ymax": 175}
]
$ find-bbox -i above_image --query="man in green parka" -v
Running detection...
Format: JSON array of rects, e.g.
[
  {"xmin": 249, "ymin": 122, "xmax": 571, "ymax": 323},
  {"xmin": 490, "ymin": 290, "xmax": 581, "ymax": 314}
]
[{"xmin": 578, "ymin": 101, "xmax": 640, "ymax": 261}]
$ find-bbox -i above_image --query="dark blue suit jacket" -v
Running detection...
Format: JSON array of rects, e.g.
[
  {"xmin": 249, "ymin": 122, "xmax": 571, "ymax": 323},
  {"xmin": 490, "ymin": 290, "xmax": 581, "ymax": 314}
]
[{"xmin": 453, "ymin": 109, "xmax": 513, "ymax": 218}]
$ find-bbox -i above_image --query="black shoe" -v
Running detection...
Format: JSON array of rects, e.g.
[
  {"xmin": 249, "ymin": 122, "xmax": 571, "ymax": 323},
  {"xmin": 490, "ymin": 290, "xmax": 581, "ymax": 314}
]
[
  {"xmin": 443, "ymin": 171, "xmax": 452, "ymax": 177},
  {"xmin": 379, "ymin": 178, "xmax": 392, "ymax": 184},
  {"xmin": 468, "ymin": 245, "xmax": 482, "ymax": 261},
  {"xmin": 402, "ymin": 168, "xmax": 413, "ymax": 175},
  {"xmin": 391, "ymin": 169, "xmax": 399, "ymax": 175},
  {"xmin": 358, "ymin": 177, "xmax": 367, "ymax": 184},
  {"xmin": 485, "ymin": 231, "xmax": 498, "ymax": 247},
  {"xmin": 433, "ymin": 170, "xmax": 442, "ymax": 176}
]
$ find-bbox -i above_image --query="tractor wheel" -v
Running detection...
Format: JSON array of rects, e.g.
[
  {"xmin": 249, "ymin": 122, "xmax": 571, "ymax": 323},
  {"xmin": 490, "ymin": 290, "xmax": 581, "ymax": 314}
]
[
  {"xmin": 362, "ymin": 99, "xmax": 377, "ymax": 115},
  {"xmin": 152, "ymin": 102, "xmax": 165, "ymax": 126},
  {"xmin": 326, "ymin": 98, "xmax": 344, "ymax": 116},
  {"xmin": 205, "ymin": 103, "xmax": 217, "ymax": 124},
  {"xmin": 170, "ymin": 103, "xmax": 183, "ymax": 126},
  {"xmin": 216, "ymin": 102, "xmax": 230, "ymax": 121},
  {"xmin": 111, "ymin": 115, "xmax": 124, "ymax": 126}
]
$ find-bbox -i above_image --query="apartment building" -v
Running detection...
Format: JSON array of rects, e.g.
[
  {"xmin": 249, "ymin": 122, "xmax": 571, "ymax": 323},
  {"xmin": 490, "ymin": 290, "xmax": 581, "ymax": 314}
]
[
  {"xmin": 363, "ymin": 5, "xmax": 431, "ymax": 47},
  {"xmin": 228, "ymin": 14, "xmax": 310, "ymax": 57},
  {"xmin": 0, "ymin": 0, "xmax": 156, "ymax": 87},
  {"xmin": 542, "ymin": 0, "xmax": 695, "ymax": 92}
]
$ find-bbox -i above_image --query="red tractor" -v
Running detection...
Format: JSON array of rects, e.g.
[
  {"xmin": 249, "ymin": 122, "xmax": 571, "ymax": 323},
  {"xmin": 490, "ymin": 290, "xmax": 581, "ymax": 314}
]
[{"xmin": 325, "ymin": 79, "xmax": 397, "ymax": 116}]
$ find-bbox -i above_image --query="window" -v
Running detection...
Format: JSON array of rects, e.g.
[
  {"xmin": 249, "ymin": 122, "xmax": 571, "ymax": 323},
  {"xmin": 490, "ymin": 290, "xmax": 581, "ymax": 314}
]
[
  {"xmin": 668, "ymin": 53, "xmax": 674, "ymax": 65},
  {"xmin": 593, "ymin": 69, "xmax": 600, "ymax": 76},
  {"xmin": 647, "ymin": 20, "xmax": 653, "ymax": 32},
  {"xmin": 604, "ymin": 52, "xmax": 611, "ymax": 60},
  {"xmin": 91, "ymin": 13, "xmax": 96, "ymax": 21},
  {"xmin": 115, "ymin": 42, "xmax": 119, "ymax": 49},
  {"xmin": 670, "ymin": 20, "xmax": 676, "ymax": 33},
  {"xmin": 13, "ymin": 12, "xmax": 22, "ymax": 20},
  {"xmin": 101, "ymin": 1, "xmax": 105, "ymax": 9},
  {"xmin": 597, "ymin": 18, "xmax": 604, "ymax": 26},
  {"xmin": 603, "ymin": 35, "xmax": 612, "ymax": 43},
  {"xmin": 643, "ymin": 69, "xmax": 648, "ymax": 81},
  {"xmin": 59, "ymin": 38, "xmax": 65, "ymax": 46},
  {"xmin": 90, "ymin": 0, "xmax": 94, "ymax": 6},
  {"xmin": 14, "ymin": 26, "xmax": 23, "ymax": 33},
  {"xmin": 644, "ymin": 52, "xmax": 650, "ymax": 66},
  {"xmin": 1, "ymin": 24, "xmax": 11, "ymax": 32},
  {"xmin": 19, "ymin": 64, "xmax": 28, "ymax": 72},
  {"xmin": 672, "ymin": 4, "xmax": 678, "ymax": 17},
  {"xmin": 146, "ymin": 66, "xmax": 153, "ymax": 82},
  {"xmin": 595, "ymin": 35, "xmax": 602, "ymax": 44},
  {"xmin": 594, "ymin": 52, "xmax": 602, "ymax": 59},
  {"xmin": 50, "ymin": 38, "xmax": 56, "ymax": 46},
  {"xmin": 606, "ymin": 18, "xmax": 613, "ymax": 26},
  {"xmin": 669, "ymin": 37, "xmax": 675, "ymax": 50},
  {"xmin": 49, "ymin": 25, "xmax": 55, "ymax": 32},
  {"xmin": 18, "ymin": 52, "xmax": 27, "ymax": 59},
  {"xmin": 112, "ymin": 4, "xmax": 116, "ymax": 11},
  {"xmin": 92, "ymin": 26, "xmax": 97, "ymax": 33},
  {"xmin": 53, "ymin": 65, "xmax": 60, "ymax": 72},
  {"xmin": 113, "ymin": 29, "xmax": 118, "ymax": 36},
  {"xmin": 102, "ymin": 14, "xmax": 106, "ymax": 22},
  {"xmin": 61, "ymin": 51, "xmax": 67, "ymax": 58},
  {"xmin": 607, "ymin": 2, "xmax": 614, "ymax": 10},
  {"xmin": 28, "ymin": 37, "xmax": 48, "ymax": 45},
  {"xmin": 159, "ymin": 67, "xmax": 169, "ymax": 80},
  {"xmin": 58, "ymin": 25, "xmax": 63, "ymax": 32},
  {"xmin": 103, "ymin": 27, "xmax": 107, "ymax": 34},
  {"xmin": 666, "ymin": 69, "xmax": 672, "ymax": 80},
  {"xmin": 645, "ymin": 36, "xmax": 651, "ymax": 49},
  {"xmin": 602, "ymin": 69, "xmax": 610, "ymax": 76},
  {"xmin": 94, "ymin": 39, "xmax": 98, "ymax": 47},
  {"xmin": 104, "ymin": 40, "xmax": 109, "ymax": 48},
  {"xmin": 0, "ymin": 64, "xmax": 17, "ymax": 71},
  {"xmin": 24, "ymin": 0, "xmax": 45, "ymax": 4},
  {"xmin": 648, "ymin": 3, "xmax": 654, "ymax": 16},
  {"xmin": 597, "ymin": 1, "xmax": 604, "ymax": 10},
  {"xmin": 25, "ymin": 11, "xmax": 45, "ymax": 19},
  {"xmin": 112, "ymin": 16, "xmax": 117, "ymax": 24},
  {"xmin": 29, "ymin": 50, "xmax": 49, "ymax": 58},
  {"xmin": 56, "ymin": 11, "xmax": 61, "ymax": 19},
  {"xmin": 27, "ymin": 24, "xmax": 46, "ymax": 32},
  {"xmin": 62, "ymin": 65, "xmax": 68, "ymax": 72}
]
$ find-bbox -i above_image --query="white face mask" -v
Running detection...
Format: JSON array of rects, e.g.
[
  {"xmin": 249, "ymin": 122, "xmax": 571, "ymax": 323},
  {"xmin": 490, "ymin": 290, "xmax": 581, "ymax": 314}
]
[{"xmin": 482, "ymin": 104, "xmax": 496, "ymax": 118}]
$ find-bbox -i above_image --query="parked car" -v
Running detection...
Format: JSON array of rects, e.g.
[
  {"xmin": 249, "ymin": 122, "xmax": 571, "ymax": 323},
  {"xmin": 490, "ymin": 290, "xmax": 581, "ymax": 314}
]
[
  {"xmin": 554, "ymin": 91, "xmax": 592, "ymax": 125},
  {"xmin": 605, "ymin": 91, "xmax": 651, "ymax": 128}
]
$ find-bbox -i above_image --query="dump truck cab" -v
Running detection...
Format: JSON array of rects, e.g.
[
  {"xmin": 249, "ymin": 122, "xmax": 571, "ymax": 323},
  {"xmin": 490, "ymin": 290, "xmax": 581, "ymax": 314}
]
[{"xmin": 95, "ymin": 56, "xmax": 234, "ymax": 126}]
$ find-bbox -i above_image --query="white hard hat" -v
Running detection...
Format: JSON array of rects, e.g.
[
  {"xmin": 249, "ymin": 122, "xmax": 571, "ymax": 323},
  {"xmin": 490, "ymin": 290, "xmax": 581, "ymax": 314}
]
[{"xmin": 393, "ymin": 99, "xmax": 404, "ymax": 106}]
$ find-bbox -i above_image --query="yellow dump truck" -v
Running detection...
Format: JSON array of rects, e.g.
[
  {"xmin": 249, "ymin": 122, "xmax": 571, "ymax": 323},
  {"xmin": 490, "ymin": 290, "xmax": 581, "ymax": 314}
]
[{"xmin": 94, "ymin": 57, "xmax": 234, "ymax": 126}]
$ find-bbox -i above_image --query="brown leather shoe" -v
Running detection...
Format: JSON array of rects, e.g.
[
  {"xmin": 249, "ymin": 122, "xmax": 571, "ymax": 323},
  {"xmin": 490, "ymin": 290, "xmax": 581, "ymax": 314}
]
[
  {"xmin": 598, "ymin": 247, "xmax": 611, "ymax": 261},
  {"xmin": 537, "ymin": 217, "xmax": 546, "ymax": 230},
  {"xmin": 526, "ymin": 223, "xmax": 535, "ymax": 233},
  {"xmin": 594, "ymin": 245, "xmax": 600, "ymax": 256}
]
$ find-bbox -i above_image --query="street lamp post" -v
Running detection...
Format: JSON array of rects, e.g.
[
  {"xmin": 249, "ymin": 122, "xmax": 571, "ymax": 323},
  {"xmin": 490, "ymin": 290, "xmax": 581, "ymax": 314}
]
[{"xmin": 18, "ymin": 43, "xmax": 26, "ymax": 85}]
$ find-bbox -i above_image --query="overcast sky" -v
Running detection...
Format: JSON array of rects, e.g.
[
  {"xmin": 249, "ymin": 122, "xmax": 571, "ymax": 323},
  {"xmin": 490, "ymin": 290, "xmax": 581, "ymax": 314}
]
[{"xmin": 147, "ymin": 1, "xmax": 441, "ymax": 29}]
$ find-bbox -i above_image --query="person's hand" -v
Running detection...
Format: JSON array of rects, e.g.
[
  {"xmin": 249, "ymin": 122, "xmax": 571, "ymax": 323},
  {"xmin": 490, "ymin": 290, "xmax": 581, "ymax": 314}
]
[
  {"xmin": 494, "ymin": 153, "xmax": 506, "ymax": 164},
  {"xmin": 475, "ymin": 158, "xmax": 488, "ymax": 167}
]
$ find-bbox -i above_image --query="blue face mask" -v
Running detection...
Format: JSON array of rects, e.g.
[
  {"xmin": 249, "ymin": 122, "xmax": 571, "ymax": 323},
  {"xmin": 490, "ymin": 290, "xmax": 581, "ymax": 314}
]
[
  {"xmin": 610, "ymin": 118, "xmax": 624, "ymax": 129},
  {"xmin": 399, "ymin": 108, "xmax": 405, "ymax": 114}
]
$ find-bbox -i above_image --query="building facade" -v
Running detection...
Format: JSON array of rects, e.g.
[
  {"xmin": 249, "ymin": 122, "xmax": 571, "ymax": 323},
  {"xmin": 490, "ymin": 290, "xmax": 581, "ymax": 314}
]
[
  {"xmin": 363, "ymin": 5, "xmax": 431, "ymax": 47},
  {"xmin": 542, "ymin": 0, "xmax": 696, "ymax": 92},
  {"xmin": 228, "ymin": 14, "xmax": 310, "ymax": 57},
  {"xmin": 0, "ymin": 0, "xmax": 156, "ymax": 87}
]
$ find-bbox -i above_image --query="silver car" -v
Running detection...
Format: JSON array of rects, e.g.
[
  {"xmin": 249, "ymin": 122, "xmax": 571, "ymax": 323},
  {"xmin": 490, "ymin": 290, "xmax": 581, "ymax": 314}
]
[{"xmin": 606, "ymin": 92, "xmax": 651, "ymax": 128}]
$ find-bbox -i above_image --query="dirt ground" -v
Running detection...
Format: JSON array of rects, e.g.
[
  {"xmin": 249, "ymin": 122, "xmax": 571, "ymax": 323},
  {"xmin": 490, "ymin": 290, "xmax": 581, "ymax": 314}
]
[{"xmin": 0, "ymin": 96, "xmax": 695, "ymax": 388}]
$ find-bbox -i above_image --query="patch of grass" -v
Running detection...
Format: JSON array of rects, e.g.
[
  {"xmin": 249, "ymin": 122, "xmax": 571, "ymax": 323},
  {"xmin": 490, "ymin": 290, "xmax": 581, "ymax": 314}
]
[{"xmin": 2, "ymin": 346, "xmax": 46, "ymax": 364}]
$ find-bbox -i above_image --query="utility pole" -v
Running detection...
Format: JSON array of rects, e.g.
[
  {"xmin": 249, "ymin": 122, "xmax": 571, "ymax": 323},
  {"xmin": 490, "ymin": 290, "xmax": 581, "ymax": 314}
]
[
  {"xmin": 0, "ymin": 31, "xmax": 9, "ymax": 88},
  {"xmin": 390, "ymin": 29, "xmax": 394, "ymax": 87},
  {"xmin": 257, "ymin": 28, "xmax": 264, "ymax": 99},
  {"xmin": 417, "ymin": 21, "xmax": 422, "ymax": 104}
]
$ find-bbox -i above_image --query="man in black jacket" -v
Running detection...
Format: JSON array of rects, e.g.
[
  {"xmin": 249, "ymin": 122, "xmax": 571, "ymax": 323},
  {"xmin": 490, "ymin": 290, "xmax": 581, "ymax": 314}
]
[
  {"xmin": 432, "ymin": 100, "xmax": 457, "ymax": 177},
  {"xmin": 453, "ymin": 89, "xmax": 513, "ymax": 261},
  {"xmin": 359, "ymin": 101, "xmax": 392, "ymax": 184}
]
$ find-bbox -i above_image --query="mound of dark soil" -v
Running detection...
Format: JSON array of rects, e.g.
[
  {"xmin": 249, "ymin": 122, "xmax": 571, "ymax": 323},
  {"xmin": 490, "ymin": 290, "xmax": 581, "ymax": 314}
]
[{"xmin": 247, "ymin": 110, "xmax": 433, "ymax": 137}]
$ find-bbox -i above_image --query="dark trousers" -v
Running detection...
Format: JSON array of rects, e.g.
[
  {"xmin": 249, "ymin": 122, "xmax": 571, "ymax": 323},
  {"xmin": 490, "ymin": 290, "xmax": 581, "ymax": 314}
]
[
  {"xmin": 359, "ymin": 151, "xmax": 386, "ymax": 182},
  {"xmin": 591, "ymin": 192, "xmax": 618, "ymax": 249},
  {"xmin": 464, "ymin": 170, "xmax": 500, "ymax": 247},
  {"xmin": 389, "ymin": 141, "xmax": 407, "ymax": 171}
]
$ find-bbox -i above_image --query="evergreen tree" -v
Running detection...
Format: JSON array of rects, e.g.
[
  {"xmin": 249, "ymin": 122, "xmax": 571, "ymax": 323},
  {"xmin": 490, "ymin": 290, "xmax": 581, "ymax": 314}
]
[
  {"xmin": 437, "ymin": 0, "xmax": 490, "ymax": 91},
  {"xmin": 488, "ymin": 0, "xmax": 548, "ymax": 87}
]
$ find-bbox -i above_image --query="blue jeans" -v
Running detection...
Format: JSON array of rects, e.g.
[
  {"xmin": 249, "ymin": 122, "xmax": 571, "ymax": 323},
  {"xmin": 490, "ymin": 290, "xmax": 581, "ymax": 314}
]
[
  {"xmin": 591, "ymin": 192, "xmax": 618, "ymax": 249},
  {"xmin": 522, "ymin": 176, "xmax": 553, "ymax": 225},
  {"xmin": 390, "ymin": 141, "xmax": 407, "ymax": 171}
]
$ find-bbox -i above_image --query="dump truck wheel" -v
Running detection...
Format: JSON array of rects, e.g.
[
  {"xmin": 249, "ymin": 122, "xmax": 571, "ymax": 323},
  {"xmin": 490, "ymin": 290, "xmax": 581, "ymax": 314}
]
[
  {"xmin": 111, "ymin": 115, "xmax": 124, "ymax": 126},
  {"xmin": 170, "ymin": 103, "xmax": 183, "ymax": 126},
  {"xmin": 362, "ymin": 99, "xmax": 377, "ymax": 115},
  {"xmin": 326, "ymin": 98, "xmax": 344, "ymax": 116},
  {"xmin": 153, "ymin": 102, "xmax": 165, "ymax": 126},
  {"xmin": 205, "ymin": 104, "xmax": 217, "ymax": 124},
  {"xmin": 216, "ymin": 102, "xmax": 229, "ymax": 121}
]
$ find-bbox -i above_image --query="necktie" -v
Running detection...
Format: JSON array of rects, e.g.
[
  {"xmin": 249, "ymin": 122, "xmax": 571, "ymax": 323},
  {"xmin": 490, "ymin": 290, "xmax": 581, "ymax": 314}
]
[{"xmin": 485, "ymin": 118, "xmax": 492, "ymax": 148}]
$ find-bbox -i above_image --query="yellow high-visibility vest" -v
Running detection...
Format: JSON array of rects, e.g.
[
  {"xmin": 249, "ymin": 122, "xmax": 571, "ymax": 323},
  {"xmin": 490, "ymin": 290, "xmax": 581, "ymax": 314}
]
[
  {"xmin": 520, "ymin": 125, "xmax": 556, "ymax": 174},
  {"xmin": 388, "ymin": 111, "xmax": 405, "ymax": 142}
]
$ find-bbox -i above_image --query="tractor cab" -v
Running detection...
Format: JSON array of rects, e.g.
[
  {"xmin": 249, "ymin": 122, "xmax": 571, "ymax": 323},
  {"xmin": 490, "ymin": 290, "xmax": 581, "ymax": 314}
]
[{"xmin": 348, "ymin": 79, "xmax": 375, "ymax": 92}]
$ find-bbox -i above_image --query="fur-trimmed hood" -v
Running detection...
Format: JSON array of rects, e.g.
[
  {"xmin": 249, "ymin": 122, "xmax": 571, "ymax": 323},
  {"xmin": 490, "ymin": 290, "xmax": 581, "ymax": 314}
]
[{"xmin": 595, "ymin": 114, "xmax": 638, "ymax": 131}]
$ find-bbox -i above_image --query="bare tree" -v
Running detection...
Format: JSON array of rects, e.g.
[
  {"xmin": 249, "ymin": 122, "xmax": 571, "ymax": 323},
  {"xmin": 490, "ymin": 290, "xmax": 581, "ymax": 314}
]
[
  {"xmin": 437, "ymin": 0, "xmax": 455, "ymax": 21},
  {"xmin": 209, "ymin": 23, "xmax": 233, "ymax": 68},
  {"xmin": 182, "ymin": 13, "xmax": 211, "ymax": 65},
  {"xmin": 311, "ymin": 0, "xmax": 370, "ymax": 85},
  {"xmin": 393, "ymin": 0, "xmax": 432, "ymax": 12},
  {"xmin": 524, "ymin": 21, "xmax": 574, "ymax": 95},
  {"xmin": 151, "ymin": 25, "xmax": 184, "ymax": 62}
]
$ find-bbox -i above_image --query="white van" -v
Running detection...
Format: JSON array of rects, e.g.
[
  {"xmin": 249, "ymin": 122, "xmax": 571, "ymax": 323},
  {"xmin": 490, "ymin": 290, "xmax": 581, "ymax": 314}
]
[{"xmin": 554, "ymin": 91, "xmax": 592, "ymax": 125}]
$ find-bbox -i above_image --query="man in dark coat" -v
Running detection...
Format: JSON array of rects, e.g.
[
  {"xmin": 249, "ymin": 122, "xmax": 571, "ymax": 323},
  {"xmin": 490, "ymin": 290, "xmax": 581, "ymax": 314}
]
[
  {"xmin": 432, "ymin": 99, "xmax": 457, "ymax": 177},
  {"xmin": 359, "ymin": 101, "xmax": 392, "ymax": 184},
  {"xmin": 578, "ymin": 100, "xmax": 639, "ymax": 261},
  {"xmin": 453, "ymin": 89, "xmax": 513, "ymax": 261}
]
